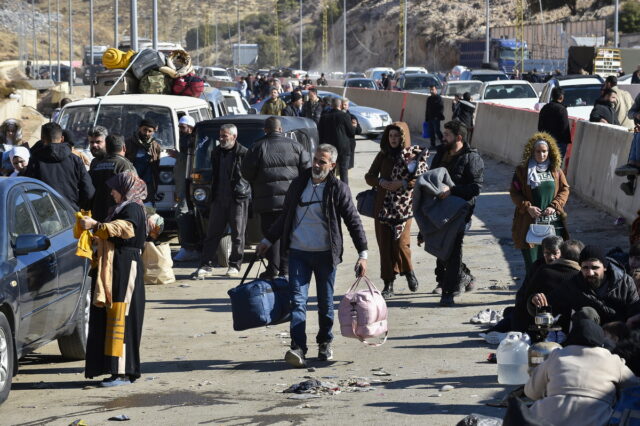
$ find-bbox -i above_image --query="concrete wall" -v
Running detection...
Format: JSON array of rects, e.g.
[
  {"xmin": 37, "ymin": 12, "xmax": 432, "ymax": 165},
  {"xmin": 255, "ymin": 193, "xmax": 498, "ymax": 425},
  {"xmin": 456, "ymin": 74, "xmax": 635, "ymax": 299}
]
[
  {"xmin": 15, "ymin": 89, "xmax": 38, "ymax": 109},
  {"xmin": 0, "ymin": 98, "xmax": 21, "ymax": 123}
]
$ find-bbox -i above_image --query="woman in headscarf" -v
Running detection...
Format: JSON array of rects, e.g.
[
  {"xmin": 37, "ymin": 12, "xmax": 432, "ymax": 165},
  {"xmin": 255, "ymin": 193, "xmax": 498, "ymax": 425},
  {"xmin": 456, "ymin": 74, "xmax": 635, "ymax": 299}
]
[
  {"xmin": 365, "ymin": 122, "xmax": 428, "ymax": 298},
  {"xmin": 510, "ymin": 132, "xmax": 570, "ymax": 274},
  {"xmin": 0, "ymin": 119, "xmax": 26, "ymax": 147},
  {"xmin": 525, "ymin": 319, "xmax": 640, "ymax": 426},
  {"xmin": 7, "ymin": 146, "xmax": 30, "ymax": 177},
  {"xmin": 79, "ymin": 171, "xmax": 147, "ymax": 387}
]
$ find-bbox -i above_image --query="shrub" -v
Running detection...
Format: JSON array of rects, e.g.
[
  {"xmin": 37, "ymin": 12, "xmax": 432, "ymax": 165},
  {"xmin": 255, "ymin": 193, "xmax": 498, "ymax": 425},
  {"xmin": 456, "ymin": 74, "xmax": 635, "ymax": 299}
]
[{"xmin": 621, "ymin": 1, "xmax": 640, "ymax": 33}]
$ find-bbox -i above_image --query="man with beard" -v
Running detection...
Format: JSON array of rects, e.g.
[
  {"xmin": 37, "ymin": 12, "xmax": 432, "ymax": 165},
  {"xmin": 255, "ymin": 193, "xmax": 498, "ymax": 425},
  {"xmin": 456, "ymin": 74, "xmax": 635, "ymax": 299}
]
[
  {"xmin": 192, "ymin": 124, "xmax": 250, "ymax": 278},
  {"xmin": 257, "ymin": 144, "xmax": 368, "ymax": 368},
  {"xmin": 89, "ymin": 133, "xmax": 136, "ymax": 221},
  {"xmin": 125, "ymin": 119, "xmax": 161, "ymax": 203},
  {"xmin": 532, "ymin": 245, "xmax": 640, "ymax": 333},
  {"xmin": 589, "ymin": 88, "xmax": 619, "ymax": 125}
]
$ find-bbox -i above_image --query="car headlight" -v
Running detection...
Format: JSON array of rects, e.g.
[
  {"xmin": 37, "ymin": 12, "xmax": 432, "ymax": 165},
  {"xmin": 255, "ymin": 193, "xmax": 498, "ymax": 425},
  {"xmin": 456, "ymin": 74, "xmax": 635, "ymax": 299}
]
[
  {"xmin": 193, "ymin": 188, "xmax": 208, "ymax": 202},
  {"xmin": 380, "ymin": 114, "xmax": 390, "ymax": 122},
  {"xmin": 359, "ymin": 112, "xmax": 376, "ymax": 119},
  {"xmin": 159, "ymin": 170, "xmax": 174, "ymax": 184}
]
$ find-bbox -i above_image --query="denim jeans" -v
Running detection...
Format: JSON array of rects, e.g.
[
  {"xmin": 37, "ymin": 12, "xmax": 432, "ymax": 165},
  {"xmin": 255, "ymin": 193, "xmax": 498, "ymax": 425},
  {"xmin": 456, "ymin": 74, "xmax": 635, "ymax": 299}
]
[
  {"xmin": 428, "ymin": 119, "xmax": 443, "ymax": 146},
  {"xmin": 629, "ymin": 132, "xmax": 640, "ymax": 163},
  {"xmin": 288, "ymin": 249, "xmax": 337, "ymax": 354}
]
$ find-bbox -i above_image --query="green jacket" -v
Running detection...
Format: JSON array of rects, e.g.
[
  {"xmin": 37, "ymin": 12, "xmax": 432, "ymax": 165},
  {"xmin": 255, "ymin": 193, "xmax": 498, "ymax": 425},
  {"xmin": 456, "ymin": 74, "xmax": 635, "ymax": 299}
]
[{"xmin": 260, "ymin": 97, "xmax": 287, "ymax": 116}]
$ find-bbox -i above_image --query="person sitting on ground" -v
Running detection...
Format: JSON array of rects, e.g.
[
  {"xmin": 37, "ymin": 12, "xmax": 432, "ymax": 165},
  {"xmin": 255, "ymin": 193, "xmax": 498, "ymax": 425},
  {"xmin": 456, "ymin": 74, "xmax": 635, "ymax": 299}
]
[
  {"xmin": 532, "ymin": 245, "xmax": 640, "ymax": 333},
  {"xmin": 525, "ymin": 318, "xmax": 640, "ymax": 426},
  {"xmin": 589, "ymin": 88, "xmax": 619, "ymax": 125}
]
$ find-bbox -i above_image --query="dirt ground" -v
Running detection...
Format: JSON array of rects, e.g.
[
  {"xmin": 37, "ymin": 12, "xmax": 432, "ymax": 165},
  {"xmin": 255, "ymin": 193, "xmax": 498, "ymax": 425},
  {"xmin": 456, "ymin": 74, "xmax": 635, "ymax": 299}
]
[{"xmin": 2, "ymin": 135, "xmax": 629, "ymax": 425}]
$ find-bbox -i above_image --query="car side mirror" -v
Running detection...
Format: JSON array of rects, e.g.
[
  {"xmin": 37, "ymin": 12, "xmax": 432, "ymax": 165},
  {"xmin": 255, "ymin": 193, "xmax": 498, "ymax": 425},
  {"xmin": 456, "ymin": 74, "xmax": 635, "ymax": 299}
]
[
  {"xmin": 13, "ymin": 234, "xmax": 51, "ymax": 256},
  {"xmin": 248, "ymin": 108, "xmax": 257, "ymax": 115}
]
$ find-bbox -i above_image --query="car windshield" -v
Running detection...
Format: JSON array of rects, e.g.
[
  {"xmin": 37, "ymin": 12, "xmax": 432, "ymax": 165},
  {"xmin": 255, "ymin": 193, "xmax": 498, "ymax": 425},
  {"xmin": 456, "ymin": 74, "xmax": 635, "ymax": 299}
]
[
  {"xmin": 444, "ymin": 82, "xmax": 482, "ymax": 96},
  {"xmin": 483, "ymin": 83, "xmax": 537, "ymax": 99},
  {"xmin": 213, "ymin": 70, "xmax": 228, "ymax": 77},
  {"xmin": 404, "ymin": 76, "xmax": 440, "ymax": 90},
  {"xmin": 372, "ymin": 71, "xmax": 388, "ymax": 80},
  {"xmin": 473, "ymin": 73, "xmax": 509, "ymax": 82},
  {"xmin": 561, "ymin": 84, "xmax": 603, "ymax": 108},
  {"xmin": 499, "ymin": 49, "xmax": 516, "ymax": 60},
  {"xmin": 57, "ymin": 105, "xmax": 175, "ymax": 149},
  {"xmin": 347, "ymin": 79, "xmax": 375, "ymax": 88},
  {"xmin": 193, "ymin": 125, "xmax": 266, "ymax": 172}
]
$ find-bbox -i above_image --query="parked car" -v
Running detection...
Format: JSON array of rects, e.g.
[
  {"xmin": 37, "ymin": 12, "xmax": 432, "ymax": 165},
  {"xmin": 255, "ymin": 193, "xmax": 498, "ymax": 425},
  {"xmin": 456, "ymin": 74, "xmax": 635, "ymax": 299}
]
[
  {"xmin": 534, "ymin": 75, "xmax": 605, "ymax": 120},
  {"xmin": 364, "ymin": 67, "xmax": 395, "ymax": 81},
  {"xmin": 477, "ymin": 80, "xmax": 539, "ymax": 109},
  {"xmin": 343, "ymin": 78, "xmax": 378, "ymax": 90},
  {"xmin": 0, "ymin": 177, "xmax": 91, "ymax": 403},
  {"xmin": 251, "ymin": 90, "xmax": 393, "ymax": 138},
  {"xmin": 395, "ymin": 73, "xmax": 442, "ymax": 94},
  {"xmin": 460, "ymin": 69, "xmax": 509, "ymax": 82},
  {"xmin": 442, "ymin": 80, "xmax": 483, "ymax": 99},
  {"xmin": 219, "ymin": 88, "xmax": 251, "ymax": 115},
  {"xmin": 189, "ymin": 115, "xmax": 317, "ymax": 265},
  {"xmin": 345, "ymin": 72, "xmax": 366, "ymax": 79},
  {"xmin": 200, "ymin": 67, "xmax": 233, "ymax": 83},
  {"xmin": 394, "ymin": 66, "xmax": 428, "ymax": 78}
]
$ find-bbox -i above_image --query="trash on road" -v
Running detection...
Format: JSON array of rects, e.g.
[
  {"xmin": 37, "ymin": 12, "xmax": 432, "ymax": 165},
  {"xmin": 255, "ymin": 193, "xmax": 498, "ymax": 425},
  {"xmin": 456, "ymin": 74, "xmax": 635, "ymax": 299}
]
[
  {"xmin": 68, "ymin": 420, "xmax": 88, "ymax": 426},
  {"xmin": 440, "ymin": 385, "xmax": 454, "ymax": 392},
  {"xmin": 457, "ymin": 413, "xmax": 503, "ymax": 426},
  {"xmin": 287, "ymin": 393, "xmax": 322, "ymax": 400},
  {"xmin": 108, "ymin": 414, "xmax": 131, "ymax": 421},
  {"xmin": 282, "ymin": 377, "xmax": 374, "ymax": 397},
  {"xmin": 470, "ymin": 309, "xmax": 502, "ymax": 325}
]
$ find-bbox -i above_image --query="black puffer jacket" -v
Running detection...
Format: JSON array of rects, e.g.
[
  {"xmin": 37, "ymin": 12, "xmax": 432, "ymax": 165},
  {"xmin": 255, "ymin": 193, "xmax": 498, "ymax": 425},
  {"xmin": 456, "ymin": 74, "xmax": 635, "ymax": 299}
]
[
  {"xmin": 265, "ymin": 168, "xmax": 368, "ymax": 267},
  {"xmin": 548, "ymin": 259, "xmax": 640, "ymax": 332},
  {"xmin": 241, "ymin": 132, "xmax": 310, "ymax": 213},
  {"xmin": 26, "ymin": 142, "xmax": 95, "ymax": 211}
]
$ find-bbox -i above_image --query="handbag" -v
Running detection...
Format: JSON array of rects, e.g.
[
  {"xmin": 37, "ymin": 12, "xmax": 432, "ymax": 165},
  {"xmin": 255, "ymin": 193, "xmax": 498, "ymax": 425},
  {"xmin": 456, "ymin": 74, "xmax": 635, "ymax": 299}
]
[
  {"xmin": 356, "ymin": 188, "xmax": 377, "ymax": 218},
  {"xmin": 227, "ymin": 258, "xmax": 290, "ymax": 331},
  {"xmin": 338, "ymin": 276, "xmax": 388, "ymax": 346},
  {"xmin": 525, "ymin": 216, "xmax": 556, "ymax": 245}
]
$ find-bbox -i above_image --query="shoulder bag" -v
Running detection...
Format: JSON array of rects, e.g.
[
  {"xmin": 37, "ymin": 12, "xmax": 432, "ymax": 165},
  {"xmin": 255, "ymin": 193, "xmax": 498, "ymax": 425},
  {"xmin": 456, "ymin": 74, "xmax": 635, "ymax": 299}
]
[{"xmin": 525, "ymin": 216, "xmax": 556, "ymax": 245}]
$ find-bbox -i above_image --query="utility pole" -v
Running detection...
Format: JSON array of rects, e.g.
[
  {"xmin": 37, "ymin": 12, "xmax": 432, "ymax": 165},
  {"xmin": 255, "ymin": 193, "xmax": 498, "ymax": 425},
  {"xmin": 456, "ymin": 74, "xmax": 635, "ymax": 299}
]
[
  {"xmin": 484, "ymin": 0, "xmax": 490, "ymax": 63},
  {"xmin": 32, "ymin": 0, "xmax": 37, "ymax": 74},
  {"xmin": 56, "ymin": 0, "xmax": 60, "ymax": 81},
  {"xmin": 614, "ymin": 0, "xmax": 619, "ymax": 48},
  {"xmin": 114, "ymin": 0, "xmax": 118, "ymax": 47},
  {"xmin": 236, "ymin": 0, "xmax": 240, "ymax": 70},
  {"xmin": 214, "ymin": 5, "xmax": 218, "ymax": 63},
  {"xmin": 90, "ymin": 0, "xmax": 94, "ymax": 68},
  {"xmin": 403, "ymin": 0, "xmax": 407, "ymax": 68},
  {"xmin": 48, "ymin": 0, "xmax": 52, "ymax": 77},
  {"xmin": 342, "ymin": 0, "xmax": 346, "ymax": 75},
  {"xmin": 130, "ymin": 0, "xmax": 138, "ymax": 51},
  {"xmin": 275, "ymin": 0, "xmax": 280, "ymax": 66},
  {"xmin": 152, "ymin": 0, "xmax": 158, "ymax": 49},
  {"xmin": 68, "ymin": 0, "xmax": 73, "ymax": 93},
  {"xmin": 299, "ymin": 0, "xmax": 303, "ymax": 70}
]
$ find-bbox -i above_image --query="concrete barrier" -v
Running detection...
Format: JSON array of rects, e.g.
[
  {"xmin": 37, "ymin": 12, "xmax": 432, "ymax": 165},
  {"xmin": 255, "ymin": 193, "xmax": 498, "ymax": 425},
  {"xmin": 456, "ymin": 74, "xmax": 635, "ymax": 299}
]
[
  {"xmin": 15, "ymin": 89, "xmax": 37, "ymax": 109},
  {"xmin": 0, "ymin": 98, "xmax": 21, "ymax": 123}
]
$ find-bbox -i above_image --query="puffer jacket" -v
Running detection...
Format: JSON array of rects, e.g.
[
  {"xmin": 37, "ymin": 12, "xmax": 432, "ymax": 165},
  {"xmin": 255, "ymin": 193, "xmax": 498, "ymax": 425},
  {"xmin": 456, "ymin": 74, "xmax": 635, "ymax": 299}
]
[
  {"xmin": 241, "ymin": 132, "xmax": 310, "ymax": 213},
  {"xmin": 25, "ymin": 142, "xmax": 95, "ymax": 211}
]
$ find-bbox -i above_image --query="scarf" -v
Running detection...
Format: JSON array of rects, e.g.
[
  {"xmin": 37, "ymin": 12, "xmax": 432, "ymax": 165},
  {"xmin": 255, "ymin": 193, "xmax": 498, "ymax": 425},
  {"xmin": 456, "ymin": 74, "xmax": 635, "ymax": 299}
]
[
  {"xmin": 378, "ymin": 146, "xmax": 429, "ymax": 239},
  {"xmin": 105, "ymin": 171, "xmax": 148, "ymax": 224},
  {"xmin": 527, "ymin": 140, "xmax": 550, "ymax": 189},
  {"xmin": 133, "ymin": 131, "xmax": 153, "ymax": 152}
]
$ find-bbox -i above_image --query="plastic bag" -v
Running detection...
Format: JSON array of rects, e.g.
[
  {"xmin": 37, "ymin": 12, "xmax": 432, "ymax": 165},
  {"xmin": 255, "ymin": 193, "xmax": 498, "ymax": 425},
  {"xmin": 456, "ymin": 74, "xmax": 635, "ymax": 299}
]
[{"xmin": 141, "ymin": 242, "xmax": 175, "ymax": 285}]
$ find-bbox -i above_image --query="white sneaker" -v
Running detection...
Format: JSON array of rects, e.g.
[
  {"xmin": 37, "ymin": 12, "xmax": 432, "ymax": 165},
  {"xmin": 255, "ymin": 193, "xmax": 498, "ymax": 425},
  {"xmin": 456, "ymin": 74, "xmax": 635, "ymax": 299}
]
[
  {"xmin": 173, "ymin": 248, "xmax": 200, "ymax": 262},
  {"xmin": 225, "ymin": 267, "xmax": 240, "ymax": 277},
  {"xmin": 192, "ymin": 266, "xmax": 214, "ymax": 280}
]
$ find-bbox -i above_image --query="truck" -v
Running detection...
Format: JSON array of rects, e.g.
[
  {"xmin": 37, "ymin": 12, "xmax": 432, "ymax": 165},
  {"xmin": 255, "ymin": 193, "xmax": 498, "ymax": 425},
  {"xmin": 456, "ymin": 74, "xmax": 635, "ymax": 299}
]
[
  {"xmin": 458, "ymin": 38, "xmax": 528, "ymax": 74},
  {"xmin": 568, "ymin": 46, "xmax": 640, "ymax": 76},
  {"xmin": 82, "ymin": 45, "xmax": 108, "ymax": 85}
]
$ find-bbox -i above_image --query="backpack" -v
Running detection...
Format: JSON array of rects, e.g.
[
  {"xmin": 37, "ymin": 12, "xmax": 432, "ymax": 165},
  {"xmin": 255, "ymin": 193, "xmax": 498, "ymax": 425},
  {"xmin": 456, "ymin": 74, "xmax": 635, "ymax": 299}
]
[
  {"xmin": 139, "ymin": 70, "xmax": 170, "ymax": 94},
  {"xmin": 172, "ymin": 73, "xmax": 205, "ymax": 98},
  {"xmin": 338, "ymin": 276, "xmax": 388, "ymax": 346}
]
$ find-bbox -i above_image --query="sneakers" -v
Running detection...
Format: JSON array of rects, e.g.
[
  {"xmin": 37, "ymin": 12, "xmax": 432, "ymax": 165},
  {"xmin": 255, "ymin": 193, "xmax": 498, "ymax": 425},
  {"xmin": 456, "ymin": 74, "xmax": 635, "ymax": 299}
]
[
  {"xmin": 191, "ymin": 265, "xmax": 215, "ymax": 280},
  {"xmin": 621, "ymin": 181, "xmax": 636, "ymax": 196},
  {"xmin": 99, "ymin": 375, "xmax": 131, "ymax": 387},
  {"xmin": 318, "ymin": 342, "xmax": 333, "ymax": 361},
  {"xmin": 470, "ymin": 309, "xmax": 503, "ymax": 325},
  {"xmin": 173, "ymin": 248, "xmax": 200, "ymax": 262},
  {"xmin": 284, "ymin": 348, "xmax": 306, "ymax": 368},
  {"xmin": 439, "ymin": 293, "xmax": 455, "ymax": 307},
  {"xmin": 225, "ymin": 267, "xmax": 240, "ymax": 277},
  {"xmin": 615, "ymin": 164, "xmax": 640, "ymax": 176}
]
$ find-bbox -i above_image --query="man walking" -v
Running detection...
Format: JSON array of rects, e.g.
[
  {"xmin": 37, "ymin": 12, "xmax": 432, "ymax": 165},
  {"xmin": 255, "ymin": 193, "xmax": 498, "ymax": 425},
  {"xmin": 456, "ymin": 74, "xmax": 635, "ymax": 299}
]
[
  {"xmin": 257, "ymin": 144, "xmax": 368, "ymax": 367},
  {"xmin": 302, "ymin": 88, "xmax": 323, "ymax": 125},
  {"xmin": 318, "ymin": 98, "xmax": 356, "ymax": 183},
  {"xmin": 425, "ymin": 85, "xmax": 445, "ymax": 148},
  {"xmin": 342, "ymin": 97, "xmax": 362, "ymax": 170},
  {"xmin": 193, "ymin": 124, "xmax": 250, "ymax": 278},
  {"xmin": 125, "ymin": 119, "xmax": 162, "ymax": 203},
  {"xmin": 25, "ymin": 122, "xmax": 95, "ymax": 211},
  {"xmin": 428, "ymin": 120, "xmax": 484, "ymax": 306},
  {"xmin": 538, "ymin": 88, "xmax": 572, "ymax": 157},
  {"xmin": 260, "ymin": 88, "xmax": 287, "ymax": 116},
  {"xmin": 89, "ymin": 135, "xmax": 137, "ymax": 221},
  {"xmin": 242, "ymin": 117, "xmax": 310, "ymax": 279}
]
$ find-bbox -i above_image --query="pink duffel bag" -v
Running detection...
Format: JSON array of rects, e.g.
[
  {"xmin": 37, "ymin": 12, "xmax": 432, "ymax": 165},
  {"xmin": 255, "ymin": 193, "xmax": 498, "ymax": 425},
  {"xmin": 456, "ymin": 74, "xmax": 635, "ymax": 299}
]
[{"xmin": 338, "ymin": 276, "xmax": 388, "ymax": 346}]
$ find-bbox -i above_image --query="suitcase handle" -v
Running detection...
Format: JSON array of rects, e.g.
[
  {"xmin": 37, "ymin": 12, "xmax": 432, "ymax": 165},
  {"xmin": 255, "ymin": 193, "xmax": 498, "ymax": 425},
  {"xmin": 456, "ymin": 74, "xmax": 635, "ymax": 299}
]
[{"xmin": 239, "ymin": 255, "xmax": 268, "ymax": 285}]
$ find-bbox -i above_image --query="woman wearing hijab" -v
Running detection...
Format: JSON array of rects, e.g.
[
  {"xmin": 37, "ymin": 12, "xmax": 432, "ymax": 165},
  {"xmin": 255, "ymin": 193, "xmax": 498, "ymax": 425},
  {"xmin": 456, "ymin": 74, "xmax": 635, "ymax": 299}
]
[
  {"xmin": 525, "ymin": 319, "xmax": 640, "ymax": 425},
  {"xmin": 79, "ymin": 171, "xmax": 147, "ymax": 387},
  {"xmin": 510, "ymin": 132, "xmax": 570, "ymax": 274},
  {"xmin": 365, "ymin": 122, "xmax": 428, "ymax": 298},
  {"xmin": 7, "ymin": 146, "xmax": 30, "ymax": 176},
  {"xmin": 0, "ymin": 119, "xmax": 28, "ymax": 174}
]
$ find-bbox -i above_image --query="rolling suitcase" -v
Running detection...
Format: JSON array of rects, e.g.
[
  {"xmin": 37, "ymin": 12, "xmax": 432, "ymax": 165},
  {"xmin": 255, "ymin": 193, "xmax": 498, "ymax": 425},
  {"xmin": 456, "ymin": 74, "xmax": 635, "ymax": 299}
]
[
  {"xmin": 129, "ymin": 49, "xmax": 166, "ymax": 80},
  {"xmin": 94, "ymin": 69, "xmax": 138, "ymax": 96}
]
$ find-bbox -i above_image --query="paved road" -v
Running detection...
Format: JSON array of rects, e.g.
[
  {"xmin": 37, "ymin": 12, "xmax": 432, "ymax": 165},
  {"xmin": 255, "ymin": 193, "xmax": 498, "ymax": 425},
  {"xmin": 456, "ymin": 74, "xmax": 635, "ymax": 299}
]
[{"xmin": 3, "ymin": 135, "xmax": 628, "ymax": 425}]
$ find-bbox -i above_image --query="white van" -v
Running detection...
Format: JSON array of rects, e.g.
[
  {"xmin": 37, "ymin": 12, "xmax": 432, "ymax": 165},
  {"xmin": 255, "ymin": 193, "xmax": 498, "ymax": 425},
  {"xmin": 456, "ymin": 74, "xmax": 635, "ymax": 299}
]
[
  {"xmin": 200, "ymin": 67, "xmax": 233, "ymax": 83},
  {"xmin": 56, "ymin": 94, "xmax": 215, "ymax": 217},
  {"xmin": 364, "ymin": 67, "xmax": 395, "ymax": 81}
]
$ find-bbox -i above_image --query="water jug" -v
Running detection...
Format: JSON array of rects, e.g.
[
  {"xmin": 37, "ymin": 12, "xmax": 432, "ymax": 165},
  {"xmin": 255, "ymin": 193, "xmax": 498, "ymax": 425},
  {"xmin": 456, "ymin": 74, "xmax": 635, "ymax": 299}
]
[{"xmin": 497, "ymin": 332, "xmax": 530, "ymax": 385}]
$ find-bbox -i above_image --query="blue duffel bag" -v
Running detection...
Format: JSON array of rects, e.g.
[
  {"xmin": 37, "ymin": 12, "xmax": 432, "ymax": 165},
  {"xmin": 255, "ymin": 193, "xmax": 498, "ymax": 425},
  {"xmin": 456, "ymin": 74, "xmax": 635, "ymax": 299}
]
[{"xmin": 227, "ymin": 259, "xmax": 291, "ymax": 331}]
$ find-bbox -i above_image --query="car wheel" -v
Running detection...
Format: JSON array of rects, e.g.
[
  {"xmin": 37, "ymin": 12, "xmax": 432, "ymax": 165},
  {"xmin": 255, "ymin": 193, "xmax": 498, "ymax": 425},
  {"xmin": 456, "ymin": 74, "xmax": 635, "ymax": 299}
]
[
  {"xmin": 216, "ymin": 235, "xmax": 232, "ymax": 268},
  {"xmin": 57, "ymin": 288, "xmax": 90, "ymax": 360},
  {"xmin": 0, "ymin": 312, "xmax": 14, "ymax": 404}
]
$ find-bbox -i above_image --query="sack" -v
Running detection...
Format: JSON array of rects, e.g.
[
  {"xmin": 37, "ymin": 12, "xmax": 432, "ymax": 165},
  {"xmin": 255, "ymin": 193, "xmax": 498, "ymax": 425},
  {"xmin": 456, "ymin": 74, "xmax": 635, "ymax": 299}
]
[
  {"xmin": 356, "ymin": 189, "xmax": 377, "ymax": 218},
  {"xmin": 338, "ymin": 276, "xmax": 388, "ymax": 346},
  {"xmin": 141, "ymin": 242, "xmax": 176, "ymax": 285},
  {"xmin": 172, "ymin": 73, "xmax": 205, "ymax": 98},
  {"xmin": 129, "ymin": 49, "xmax": 166, "ymax": 79},
  {"xmin": 227, "ymin": 258, "xmax": 290, "ymax": 331},
  {"xmin": 422, "ymin": 121, "xmax": 431, "ymax": 139},
  {"xmin": 525, "ymin": 217, "xmax": 556, "ymax": 245},
  {"xmin": 609, "ymin": 385, "xmax": 640, "ymax": 425},
  {"xmin": 94, "ymin": 69, "xmax": 138, "ymax": 96},
  {"xmin": 102, "ymin": 48, "xmax": 135, "ymax": 69},
  {"xmin": 139, "ymin": 70, "xmax": 170, "ymax": 94}
]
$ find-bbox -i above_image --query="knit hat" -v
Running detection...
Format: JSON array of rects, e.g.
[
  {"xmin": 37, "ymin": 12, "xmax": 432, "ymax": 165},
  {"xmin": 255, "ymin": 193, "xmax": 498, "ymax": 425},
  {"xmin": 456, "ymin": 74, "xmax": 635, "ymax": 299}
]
[
  {"xmin": 579, "ymin": 245, "xmax": 609, "ymax": 267},
  {"xmin": 178, "ymin": 115, "xmax": 195, "ymax": 128},
  {"xmin": 140, "ymin": 118, "xmax": 157, "ymax": 129},
  {"xmin": 291, "ymin": 92, "xmax": 303, "ymax": 103}
]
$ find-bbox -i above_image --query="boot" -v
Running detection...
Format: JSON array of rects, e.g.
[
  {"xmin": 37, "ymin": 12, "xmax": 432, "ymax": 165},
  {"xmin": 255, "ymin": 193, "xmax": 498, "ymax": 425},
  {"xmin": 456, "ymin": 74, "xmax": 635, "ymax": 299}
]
[
  {"xmin": 406, "ymin": 270, "xmax": 419, "ymax": 292},
  {"xmin": 382, "ymin": 280, "xmax": 394, "ymax": 299}
]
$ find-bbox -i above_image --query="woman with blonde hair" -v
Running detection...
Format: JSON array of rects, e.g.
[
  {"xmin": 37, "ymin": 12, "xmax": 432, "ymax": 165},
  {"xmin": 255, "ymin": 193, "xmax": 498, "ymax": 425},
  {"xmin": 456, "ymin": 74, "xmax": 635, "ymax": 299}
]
[{"xmin": 510, "ymin": 132, "xmax": 570, "ymax": 273}]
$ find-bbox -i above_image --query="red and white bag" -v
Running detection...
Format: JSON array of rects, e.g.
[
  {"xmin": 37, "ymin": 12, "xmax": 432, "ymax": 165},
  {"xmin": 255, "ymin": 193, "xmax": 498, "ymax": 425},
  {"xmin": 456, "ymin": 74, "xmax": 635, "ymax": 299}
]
[{"xmin": 338, "ymin": 276, "xmax": 388, "ymax": 346}]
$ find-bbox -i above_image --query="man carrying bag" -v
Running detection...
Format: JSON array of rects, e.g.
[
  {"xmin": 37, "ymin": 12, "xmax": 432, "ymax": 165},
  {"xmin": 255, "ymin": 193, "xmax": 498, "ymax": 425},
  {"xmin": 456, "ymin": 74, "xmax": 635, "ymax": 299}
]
[{"xmin": 257, "ymin": 144, "xmax": 368, "ymax": 368}]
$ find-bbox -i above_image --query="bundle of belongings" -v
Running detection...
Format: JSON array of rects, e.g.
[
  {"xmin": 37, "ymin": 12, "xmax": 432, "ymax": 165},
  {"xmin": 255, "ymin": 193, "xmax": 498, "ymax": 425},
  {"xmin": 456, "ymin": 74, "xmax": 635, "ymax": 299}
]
[{"xmin": 96, "ymin": 48, "xmax": 205, "ymax": 98}]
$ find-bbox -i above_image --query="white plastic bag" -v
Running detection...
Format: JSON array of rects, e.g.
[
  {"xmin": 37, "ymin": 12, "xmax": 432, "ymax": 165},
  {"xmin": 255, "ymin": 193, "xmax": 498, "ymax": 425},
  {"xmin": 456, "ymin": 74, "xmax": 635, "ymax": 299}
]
[{"xmin": 141, "ymin": 242, "xmax": 175, "ymax": 285}]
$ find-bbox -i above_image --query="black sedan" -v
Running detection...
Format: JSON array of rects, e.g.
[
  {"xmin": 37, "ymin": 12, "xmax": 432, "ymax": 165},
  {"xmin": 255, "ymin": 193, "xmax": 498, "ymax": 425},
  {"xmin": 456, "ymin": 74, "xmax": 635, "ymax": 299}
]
[{"xmin": 0, "ymin": 177, "xmax": 90, "ymax": 403}]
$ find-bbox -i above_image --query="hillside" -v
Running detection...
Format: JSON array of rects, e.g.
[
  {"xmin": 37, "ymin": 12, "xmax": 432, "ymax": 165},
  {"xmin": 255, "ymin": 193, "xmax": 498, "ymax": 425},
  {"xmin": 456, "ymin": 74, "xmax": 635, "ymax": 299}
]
[{"xmin": 0, "ymin": 0, "xmax": 622, "ymax": 72}]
